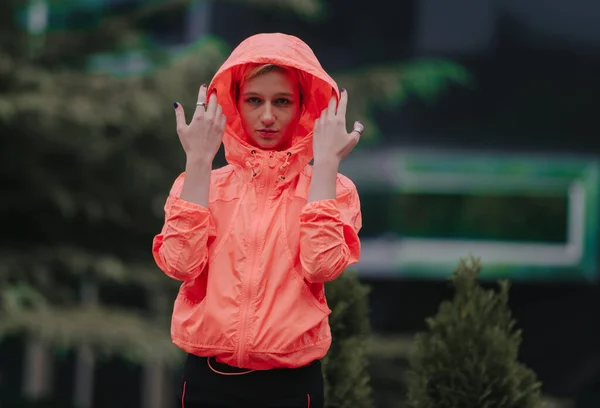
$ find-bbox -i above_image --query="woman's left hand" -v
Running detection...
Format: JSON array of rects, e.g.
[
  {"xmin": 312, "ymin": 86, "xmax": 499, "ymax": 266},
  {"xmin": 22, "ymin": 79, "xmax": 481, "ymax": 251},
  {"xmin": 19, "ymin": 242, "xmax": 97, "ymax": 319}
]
[{"xmin": 312, "ymin": 89, "xmax": 363, "ymax": 164}]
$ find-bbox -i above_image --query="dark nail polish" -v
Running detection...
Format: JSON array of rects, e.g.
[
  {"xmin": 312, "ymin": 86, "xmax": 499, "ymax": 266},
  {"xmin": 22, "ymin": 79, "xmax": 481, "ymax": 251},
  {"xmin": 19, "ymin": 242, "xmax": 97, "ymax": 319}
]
[
  {"xmin": 341, "ymin": 88, "xmax": 346, "ymax": 93},
  {"xmin": 202, "ymin": 84, "xmax": 207, "ymax": 88},
  {"xmin": 173, "ymin": 102, "xmax": 178, "ymax": 108}
]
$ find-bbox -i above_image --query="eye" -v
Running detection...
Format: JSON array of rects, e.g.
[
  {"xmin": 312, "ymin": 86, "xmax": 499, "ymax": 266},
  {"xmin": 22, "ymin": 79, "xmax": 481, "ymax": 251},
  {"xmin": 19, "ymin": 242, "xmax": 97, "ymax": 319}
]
[
  {"xmin": 245, "ymin": 97, "xmax": 261, "ymax": 105},
  {"xmin": 275, "ymin": 98, "xmax": 292, "ymax": 106}
]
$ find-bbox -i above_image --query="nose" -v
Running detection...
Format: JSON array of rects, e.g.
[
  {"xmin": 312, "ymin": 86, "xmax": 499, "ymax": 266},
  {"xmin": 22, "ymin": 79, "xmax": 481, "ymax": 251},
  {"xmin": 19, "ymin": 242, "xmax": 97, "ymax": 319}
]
[{"xmin": 260, "ymin": 102, "xmax": 276, "ymax": 125}]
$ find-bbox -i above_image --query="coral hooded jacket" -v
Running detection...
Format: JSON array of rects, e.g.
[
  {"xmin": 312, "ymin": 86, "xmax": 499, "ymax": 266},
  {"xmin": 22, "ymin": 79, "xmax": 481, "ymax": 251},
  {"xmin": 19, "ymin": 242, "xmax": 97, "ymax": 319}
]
[{"xmin": 152, "ymin": 33, "xmax": 362, "ymax": 370}]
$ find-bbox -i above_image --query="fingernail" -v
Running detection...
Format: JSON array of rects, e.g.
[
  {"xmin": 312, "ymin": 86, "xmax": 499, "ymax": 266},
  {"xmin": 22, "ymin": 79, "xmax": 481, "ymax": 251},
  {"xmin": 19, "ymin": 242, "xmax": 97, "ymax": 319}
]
[
  {"xmin": 202, "ymin": 84, "xmax": 207, "ymax": 88},
  {"xmin": 173, "ymin": 102, "xmax": 178, "ymax": 108},
  {"xmin": 341, "ymin": 88, "xmax": 345, "ymax": 93}
]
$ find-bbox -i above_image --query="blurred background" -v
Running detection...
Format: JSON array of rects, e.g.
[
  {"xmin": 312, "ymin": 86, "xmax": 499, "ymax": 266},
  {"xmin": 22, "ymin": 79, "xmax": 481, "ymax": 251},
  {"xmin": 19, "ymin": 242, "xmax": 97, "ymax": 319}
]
[{"xmin": 1, "ymin": 0, "xmax": 600, "ymax": 407}]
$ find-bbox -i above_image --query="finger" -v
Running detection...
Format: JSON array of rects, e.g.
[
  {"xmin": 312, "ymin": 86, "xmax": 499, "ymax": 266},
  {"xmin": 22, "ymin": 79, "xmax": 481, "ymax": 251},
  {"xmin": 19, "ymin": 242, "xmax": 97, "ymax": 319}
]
[
  {"xmin": 206, "ymin": 91, "xmax": 218, "ymax": 118},
  {"xmin": 193, "ymin": 84, "xmax": 207, "ymax": 117},
  {"xmin": 349, "ymin": 120, "xmax": 364, "ymax": 141},
  {"xmin": 341, "ymin": 123, "xmax": 362, "ymax": 161},
  {"xmin": 214, "ymin": 102, "xmax": 222, "ymax": 121},
  {"xmin": 336, "ymin": 89, "xmax": 348, "ymax": 118},
  {"xmin": 319, "ymin": 108, "xmax": 327, "ymax": 121},
  {"xmin": 327, "ymin": 95, "xmax": 337, "ymax": 119},
  {"xmin": 174, "ymin": 102, "xmax": 187, "ymax": 133},
  {"xmin": 219, "ymin": 113, "xmax": 227, "ymax": 131}
]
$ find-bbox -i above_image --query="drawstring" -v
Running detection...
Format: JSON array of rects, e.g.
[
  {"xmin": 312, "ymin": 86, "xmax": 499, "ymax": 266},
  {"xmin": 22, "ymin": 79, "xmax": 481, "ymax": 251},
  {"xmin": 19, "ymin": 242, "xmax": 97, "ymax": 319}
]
[
  {"xmin": 245, "ymin": 149, "xmax": 260, "ymax": 177},
  {"xmin": 207, "ymin": 356, "xmax": 255, "ymax": 376},
  {"xmin": 278, "ymin": 152, "xmax": 292, "ymax": 181},
  {"xmin": 245, "ymin": 150, "xmax": 292, "ymax": 181}
]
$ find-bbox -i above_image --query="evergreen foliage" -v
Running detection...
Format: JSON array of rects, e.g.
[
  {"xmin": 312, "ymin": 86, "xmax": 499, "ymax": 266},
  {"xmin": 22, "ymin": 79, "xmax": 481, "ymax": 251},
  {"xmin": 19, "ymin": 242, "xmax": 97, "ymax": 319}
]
[
  {"xmin": 406, "ymin": 256, "xmax": 544, "ymax": 408},
  {"xmin": 323, "ymin": 271, "xmax": 373, "ymax": 408}
]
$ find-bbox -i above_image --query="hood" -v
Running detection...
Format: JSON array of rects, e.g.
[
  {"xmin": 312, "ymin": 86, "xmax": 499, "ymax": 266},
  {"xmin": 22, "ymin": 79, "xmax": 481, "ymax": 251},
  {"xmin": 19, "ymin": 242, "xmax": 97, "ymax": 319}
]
[{"xmin": 207, "ymin": 33, "xmax": 340, "ymax": 184}]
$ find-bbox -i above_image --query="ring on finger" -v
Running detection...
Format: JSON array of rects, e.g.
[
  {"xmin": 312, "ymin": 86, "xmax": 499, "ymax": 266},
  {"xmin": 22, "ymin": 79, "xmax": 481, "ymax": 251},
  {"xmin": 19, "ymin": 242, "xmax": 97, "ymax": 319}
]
[
  {"xmin": 353, "ymin": 126, "xmax": 364, "ymax": 136},
  {"xmin": 196, "ymin": 101, "xmax": 207, "ymax": 110}
]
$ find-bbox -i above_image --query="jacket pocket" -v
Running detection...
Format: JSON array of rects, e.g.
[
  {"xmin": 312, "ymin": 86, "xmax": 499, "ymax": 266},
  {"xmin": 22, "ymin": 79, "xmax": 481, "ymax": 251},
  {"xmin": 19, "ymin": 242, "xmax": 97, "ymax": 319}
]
[{"xmin": 292, "ymin": 269, "xmax": 331, "ymax": 315}]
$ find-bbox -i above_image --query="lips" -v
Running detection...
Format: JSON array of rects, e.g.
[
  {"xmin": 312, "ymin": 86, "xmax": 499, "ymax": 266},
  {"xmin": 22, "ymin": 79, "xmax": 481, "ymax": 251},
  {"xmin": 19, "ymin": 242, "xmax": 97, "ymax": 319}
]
[{"xmin": 257, "ymin": 129, "xmax": 279, "ymax": 138}]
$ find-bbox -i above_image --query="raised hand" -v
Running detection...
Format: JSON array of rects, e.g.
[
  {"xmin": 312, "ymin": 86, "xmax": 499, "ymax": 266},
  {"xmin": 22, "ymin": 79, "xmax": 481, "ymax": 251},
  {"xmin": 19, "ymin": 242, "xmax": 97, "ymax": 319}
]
[
  {"xmin": 174, "ymin": 84, "xmax": 226, "ymax": 163},
  {"xmin": 312, "ymin": 89, "xmax": 363, "ymax": 164}
]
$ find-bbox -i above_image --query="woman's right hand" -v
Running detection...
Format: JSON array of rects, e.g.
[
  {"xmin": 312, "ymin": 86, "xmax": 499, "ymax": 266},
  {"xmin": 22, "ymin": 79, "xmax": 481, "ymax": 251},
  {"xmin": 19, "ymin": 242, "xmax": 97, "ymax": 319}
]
[{"xmin": 174, "ymin": 84, "xmax": 226, "ymax": 163}]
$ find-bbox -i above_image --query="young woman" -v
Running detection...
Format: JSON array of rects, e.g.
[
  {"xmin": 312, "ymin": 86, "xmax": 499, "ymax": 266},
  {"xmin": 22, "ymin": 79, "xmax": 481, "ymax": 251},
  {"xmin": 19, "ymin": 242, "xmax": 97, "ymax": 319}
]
[{"xmin": 152, "ymin": 32, "xmax": 363, "ymax": 408}]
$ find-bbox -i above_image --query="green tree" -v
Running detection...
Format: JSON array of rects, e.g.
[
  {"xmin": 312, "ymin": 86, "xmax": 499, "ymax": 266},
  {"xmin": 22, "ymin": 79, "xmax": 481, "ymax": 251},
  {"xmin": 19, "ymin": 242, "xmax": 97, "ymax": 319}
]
[
  {"xmin": 0, "ymin": 0, "xmax": 228, "ymax": 365},
  {"xmin": 323, "ymin": 271, "xmax": 373, "ymax": 408},
  {"xmin": 406, "ymin": 256, "xmax": 543, "ymax": 408}
]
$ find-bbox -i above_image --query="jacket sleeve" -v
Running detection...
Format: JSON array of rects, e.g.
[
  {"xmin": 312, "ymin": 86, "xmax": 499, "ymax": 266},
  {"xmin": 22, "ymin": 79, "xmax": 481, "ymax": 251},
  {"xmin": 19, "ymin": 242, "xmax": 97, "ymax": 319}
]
[
  {"xmin": 152, "ymin": 173, "xmax": 216, "ymax": 281},
  {"xmin": 298, "ymin": 179, "xmax": 362, "ymax": 283}
]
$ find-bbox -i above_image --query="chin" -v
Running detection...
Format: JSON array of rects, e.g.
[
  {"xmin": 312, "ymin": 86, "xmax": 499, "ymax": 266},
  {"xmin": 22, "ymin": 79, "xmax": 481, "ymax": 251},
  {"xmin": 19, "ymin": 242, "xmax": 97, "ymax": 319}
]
[
  {"xmin": 251, "ymin": 136, "xmax": 290, "ymax": 151},
  {"xmin": 256, "ymin": 140, "xmax": 282, "ymax": 150}
]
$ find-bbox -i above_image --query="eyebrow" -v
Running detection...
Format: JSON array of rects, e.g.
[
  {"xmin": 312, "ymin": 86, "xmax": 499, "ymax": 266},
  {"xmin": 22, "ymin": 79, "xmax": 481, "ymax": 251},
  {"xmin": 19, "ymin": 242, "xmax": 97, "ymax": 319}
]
[{"xmin": 243, "ymin": 91, "xmax": 295, "ymax": 98}]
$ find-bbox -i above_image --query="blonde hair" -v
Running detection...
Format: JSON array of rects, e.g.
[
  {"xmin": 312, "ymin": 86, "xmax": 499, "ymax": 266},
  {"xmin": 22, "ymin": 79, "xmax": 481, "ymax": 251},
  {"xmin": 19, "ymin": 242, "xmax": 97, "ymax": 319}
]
[
  {"xmin": 231, "ymin": 63, "xmax": 307, "ymax": 107},
  {"xmin": 246, "ymin": 63, "xmax": 286, "ymax": 80}
]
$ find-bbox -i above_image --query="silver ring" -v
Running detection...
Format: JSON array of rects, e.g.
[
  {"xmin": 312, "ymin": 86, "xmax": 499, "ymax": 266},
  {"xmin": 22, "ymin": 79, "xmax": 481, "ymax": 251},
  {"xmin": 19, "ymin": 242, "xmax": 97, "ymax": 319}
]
[
  {"xmin": 353, "ymin": 127, "xmax": 364, "ymax": 136},
  {"xmin": 196, "ymin": 101, "xmax": 206, "ymax": 108}
]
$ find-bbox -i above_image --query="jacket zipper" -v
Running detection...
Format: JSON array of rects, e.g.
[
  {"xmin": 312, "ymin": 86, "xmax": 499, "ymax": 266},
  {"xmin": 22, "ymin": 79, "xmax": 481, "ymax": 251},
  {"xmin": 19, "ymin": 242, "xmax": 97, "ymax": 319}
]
[{"xmin": 236, "ymin": 158, "xmax": 274, "ymax": 368}]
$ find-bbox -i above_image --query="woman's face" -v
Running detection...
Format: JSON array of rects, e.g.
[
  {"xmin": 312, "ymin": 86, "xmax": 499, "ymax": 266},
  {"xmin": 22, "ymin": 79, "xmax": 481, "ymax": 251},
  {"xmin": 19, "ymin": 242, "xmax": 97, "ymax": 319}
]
[{"xmin": 237, "ymin": 69, "xmax": 302, "ymax": 151}]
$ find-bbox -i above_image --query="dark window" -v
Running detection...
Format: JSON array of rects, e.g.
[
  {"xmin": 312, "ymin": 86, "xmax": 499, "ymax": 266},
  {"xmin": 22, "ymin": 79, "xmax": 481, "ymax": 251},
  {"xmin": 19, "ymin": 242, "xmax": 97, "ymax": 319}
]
[{"xmin": 360, "ymin": 191, "xmax": 568, "ymax": 243}]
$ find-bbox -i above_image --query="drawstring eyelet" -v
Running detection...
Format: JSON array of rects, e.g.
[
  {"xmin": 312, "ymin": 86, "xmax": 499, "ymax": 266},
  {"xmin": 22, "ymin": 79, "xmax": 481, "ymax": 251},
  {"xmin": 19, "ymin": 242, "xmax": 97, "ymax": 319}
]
[
  {"xmin": 246, "ymin": 149, "xmax": 260, "ymax": 177},
  {"xmin": 279, "ymin": 152, "xmax": 292, "ymax": 171},
  {"xmin": 277, "ymin": 152, "xmax": 292, "ymax": 182}
]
